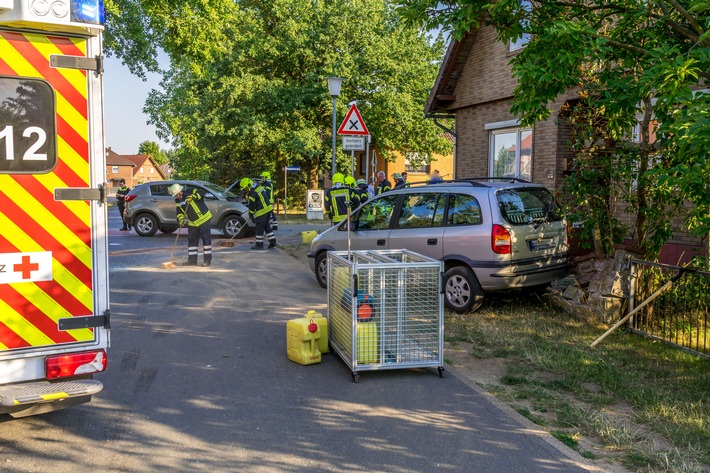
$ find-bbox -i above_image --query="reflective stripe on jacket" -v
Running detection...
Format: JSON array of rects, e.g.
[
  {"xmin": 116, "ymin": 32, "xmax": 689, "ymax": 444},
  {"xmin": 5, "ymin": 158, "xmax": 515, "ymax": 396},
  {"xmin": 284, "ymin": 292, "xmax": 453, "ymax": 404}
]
[
  {"xmin": 325, "ymin": 185, "xmax": 353, "ymax": 223},
  {"xmin": 176, "ymin": 188, "xmax": 213, "ymax": 227},
  {"xmin": 247, "ymin": 185, "xmax": 273, "ymax": 218}
]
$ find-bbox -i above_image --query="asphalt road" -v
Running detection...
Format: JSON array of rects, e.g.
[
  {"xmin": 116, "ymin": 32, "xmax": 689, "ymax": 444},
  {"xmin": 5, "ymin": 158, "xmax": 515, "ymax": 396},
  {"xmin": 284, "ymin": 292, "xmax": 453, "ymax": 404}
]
[{"xmin": 0, "ymin": 212, "xmax": 601, "ymax": 473}]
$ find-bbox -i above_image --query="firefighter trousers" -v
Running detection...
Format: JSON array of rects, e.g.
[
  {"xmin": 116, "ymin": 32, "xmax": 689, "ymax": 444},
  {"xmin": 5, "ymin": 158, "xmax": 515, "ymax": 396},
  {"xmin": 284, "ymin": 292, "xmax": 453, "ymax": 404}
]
[
  {"xmin": 254, "ymin": 214, "xmax": 275, "ymax": 247},
  {"xmin": 186, "ymin": 223, "xmax": 212, "ymax": 263}
]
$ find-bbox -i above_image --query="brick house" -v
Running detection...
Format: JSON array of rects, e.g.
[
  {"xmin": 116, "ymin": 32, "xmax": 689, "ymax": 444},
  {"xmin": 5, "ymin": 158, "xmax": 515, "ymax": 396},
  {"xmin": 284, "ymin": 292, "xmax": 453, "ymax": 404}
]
[
  {"xmin": 105, "ymin": 148, "xmax": 136, "ymax": 188},
  {"xmin": 426, "ymin": 30, "xmax": 705, "ymax": 265},
  {"xmin": 122, "ymin": 153, "xmax": 167, "ymax": 185}
]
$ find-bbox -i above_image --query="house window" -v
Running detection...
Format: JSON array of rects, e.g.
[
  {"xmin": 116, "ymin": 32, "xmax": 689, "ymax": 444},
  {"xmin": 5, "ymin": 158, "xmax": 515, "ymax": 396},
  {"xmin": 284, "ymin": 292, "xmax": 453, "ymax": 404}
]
[
  {"xmin": 150, "ymin": 167, "xmax": 154, "ymax": 174},
  {"xmin": 405, "ymin": 153, "xmax": 429, "ymax": 173},
  {"xmin": 112, "ymin": 166, "xmax": 118, "ymax": 173},
  {"xmin": 140, "ymin": 167, "xmax": 144, "ymax": 174},
  {"xmin": 509, "ymin": 0, "xmax": 532, "ymax": 52},
  {"xmin": 489, "ymin": 128, "xmax": 532, "ymax": 181}
]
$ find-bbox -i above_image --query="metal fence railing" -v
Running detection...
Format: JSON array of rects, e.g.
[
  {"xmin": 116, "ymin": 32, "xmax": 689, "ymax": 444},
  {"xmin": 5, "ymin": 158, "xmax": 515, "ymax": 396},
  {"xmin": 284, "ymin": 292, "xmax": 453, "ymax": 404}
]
[{"xmin": 629, "ymin": 259, "xmax": 710, "ymax": 359}]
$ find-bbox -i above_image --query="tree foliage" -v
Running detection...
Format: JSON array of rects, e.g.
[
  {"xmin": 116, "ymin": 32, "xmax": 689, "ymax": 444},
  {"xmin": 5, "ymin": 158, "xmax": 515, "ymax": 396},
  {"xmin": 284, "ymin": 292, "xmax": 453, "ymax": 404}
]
[
  {"xmin": 137, "ymin": 140, "xmax": 168, "ymax": 165},
  {"xmin": 104, "ymin": 0, "xmax": 452, "ymax": 197},
  {"xmin": 397, "ymin": 0, "xmax": 709, "ymax": 258}
]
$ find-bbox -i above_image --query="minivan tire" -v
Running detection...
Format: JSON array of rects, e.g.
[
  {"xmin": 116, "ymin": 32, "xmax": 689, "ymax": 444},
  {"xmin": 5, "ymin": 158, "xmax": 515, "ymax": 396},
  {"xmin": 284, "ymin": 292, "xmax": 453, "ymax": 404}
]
[
  {"xmin": 444, "ymin": 266, "xmax": 484, "ymax": 313},
  {"xmin": 315, "ymin": 252, "xmax": 328, "ymax": 288},
  {"xmin": 134, "ymin": 213, "xmax": 158, "ymax": 237}
]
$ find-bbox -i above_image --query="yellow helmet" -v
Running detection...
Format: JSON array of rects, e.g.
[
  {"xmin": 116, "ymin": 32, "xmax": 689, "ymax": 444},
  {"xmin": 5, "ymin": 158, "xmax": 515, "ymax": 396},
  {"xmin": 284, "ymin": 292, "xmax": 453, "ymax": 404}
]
[
  {"xmin": 345, "ymin": 176, "xmax": 356, "ymax": 188},
  {"xmin": 332, "ymin": 172, "xmax": 345, "ymax": 184},
  {"xmin": 260, "ymin": 171, "xmax": 271, "ymax": 180},
  {"xmin": 239, "ymin": 177, "xmax": 253, "ymax": 190}
]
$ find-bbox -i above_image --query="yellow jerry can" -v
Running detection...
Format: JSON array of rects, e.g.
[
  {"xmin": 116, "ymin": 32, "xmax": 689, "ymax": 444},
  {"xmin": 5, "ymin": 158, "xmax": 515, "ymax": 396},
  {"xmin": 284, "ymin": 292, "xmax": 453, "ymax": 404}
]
[
  {"xmin": 305, "ymin": 310, "xmax": 328, "ymax": 353},
  {"xmin": 357, "ymin": 321, "xmax": 378, "ymax": 364},
  {"xmin": 286, "ymin": 317, "xmax": 322, "ymax": 366}
]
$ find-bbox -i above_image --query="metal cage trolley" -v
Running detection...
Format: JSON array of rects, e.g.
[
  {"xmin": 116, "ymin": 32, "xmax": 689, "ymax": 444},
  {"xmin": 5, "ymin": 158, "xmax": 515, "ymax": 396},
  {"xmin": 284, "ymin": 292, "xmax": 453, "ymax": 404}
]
[{"xmin": 327, "ymin": 250, "xmax": 444, "ymax": 382}]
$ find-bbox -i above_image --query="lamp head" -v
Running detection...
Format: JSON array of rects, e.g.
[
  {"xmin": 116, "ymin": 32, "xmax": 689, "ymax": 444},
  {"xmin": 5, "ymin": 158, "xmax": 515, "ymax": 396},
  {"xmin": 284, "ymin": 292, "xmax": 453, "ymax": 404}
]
[{"xmin": 326, "ymin": 77, "xmax": 343, "ymax": 97}]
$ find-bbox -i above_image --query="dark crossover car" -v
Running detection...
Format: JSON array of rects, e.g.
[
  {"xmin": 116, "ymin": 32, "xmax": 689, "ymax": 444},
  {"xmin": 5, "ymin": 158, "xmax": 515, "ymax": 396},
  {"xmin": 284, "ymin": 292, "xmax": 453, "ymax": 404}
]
[
  {"xmin": 307, "ymin": 178, "xmax": 570, "ymax": 313},
  {"xmin": 123, "ymin": 180, "xmax": 254, "ymax": 237}
]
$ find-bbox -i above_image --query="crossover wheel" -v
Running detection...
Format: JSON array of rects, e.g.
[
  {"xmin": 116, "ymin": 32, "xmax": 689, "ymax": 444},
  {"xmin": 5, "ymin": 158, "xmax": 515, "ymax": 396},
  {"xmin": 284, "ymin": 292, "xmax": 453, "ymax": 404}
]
[
  {"xmin": 134, "ymin": 213, "xmax": 158, "ymax": 237},
  {"xmin": 444, "ymin": 266, "xmax": 484, "ymax": 313},
  {"xmin": 315, "ymin": 252, "xmax": 328, "ymax": 288},
  {"xmin": 222, "ymin": 215, "xmax": 247, "ymax": 239}
]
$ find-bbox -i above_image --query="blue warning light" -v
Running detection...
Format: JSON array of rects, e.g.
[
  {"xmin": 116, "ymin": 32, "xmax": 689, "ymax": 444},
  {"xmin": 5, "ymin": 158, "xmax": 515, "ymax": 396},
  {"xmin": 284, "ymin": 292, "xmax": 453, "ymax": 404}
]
[{"xmin": 71, "ymin": 0, "xmax": 104, "ymax": 25}]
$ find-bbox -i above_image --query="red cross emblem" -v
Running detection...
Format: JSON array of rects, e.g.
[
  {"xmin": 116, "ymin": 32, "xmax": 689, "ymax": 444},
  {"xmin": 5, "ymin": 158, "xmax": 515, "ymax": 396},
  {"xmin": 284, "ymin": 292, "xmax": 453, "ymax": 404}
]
[{"xmin": 14, "ymin": 255, "xmax": 39, "ymax": 280}]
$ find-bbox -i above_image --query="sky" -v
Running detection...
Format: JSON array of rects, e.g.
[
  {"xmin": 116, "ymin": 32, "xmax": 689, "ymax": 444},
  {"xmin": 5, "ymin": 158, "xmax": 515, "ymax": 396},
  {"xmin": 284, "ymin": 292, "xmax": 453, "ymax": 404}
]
[{"xmin": 103, "ymin": 56, "xmax": 170, "ymax": 155}]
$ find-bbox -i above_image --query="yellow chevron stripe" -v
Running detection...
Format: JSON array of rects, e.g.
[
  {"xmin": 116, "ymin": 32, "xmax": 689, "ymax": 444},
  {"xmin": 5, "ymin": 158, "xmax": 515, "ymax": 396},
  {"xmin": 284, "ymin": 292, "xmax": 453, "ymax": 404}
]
[
  {"xmin": 30, "ymin": 34, "xmax": 87, "ymax": 98},
  {"xmin": 0, "ymin": 341, "xmax": 8, "ymax": 350},
  {"xmin": 1, "ymin": 179, "xmax": 91, "ymax": 267},
  {"xmin": 0, "ymin": 299, "xmax": 55, "ymax": 347},
  {"xmin": 34, "ymin": 173, "xmax": 91, "ymax": 222},
  {"xmin": 11, "ymin": 283, "xmax": 93, "ymax": 341},
  {"xmin": 56, "ymin": 93, "xmax": 89, "ymax": 143},
  {"xmin": 0, "ymin": 213, "xmax": 93, "ymax": 311},
  {"xmin": 57, "ymin": 134, "xmax": 90, "ymax": 183},
  {"xmin": 0, "ymin": 34, "xmax": 42, "ymax": 78}
]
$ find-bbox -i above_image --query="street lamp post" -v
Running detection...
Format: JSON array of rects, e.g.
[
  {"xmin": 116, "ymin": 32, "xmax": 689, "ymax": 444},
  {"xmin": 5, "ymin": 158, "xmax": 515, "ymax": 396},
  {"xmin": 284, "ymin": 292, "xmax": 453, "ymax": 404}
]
[{"xmin": 327, "ymin": 77, "xmax": 343, "ymax": 177}]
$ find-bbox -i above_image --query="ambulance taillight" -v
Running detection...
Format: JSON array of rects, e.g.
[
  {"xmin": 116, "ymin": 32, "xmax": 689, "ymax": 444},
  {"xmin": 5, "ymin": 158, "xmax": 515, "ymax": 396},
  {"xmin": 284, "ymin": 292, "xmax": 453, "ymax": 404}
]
[{"xmin": 46, "ymin": 350, "xmax": 107, "ymax": 379}]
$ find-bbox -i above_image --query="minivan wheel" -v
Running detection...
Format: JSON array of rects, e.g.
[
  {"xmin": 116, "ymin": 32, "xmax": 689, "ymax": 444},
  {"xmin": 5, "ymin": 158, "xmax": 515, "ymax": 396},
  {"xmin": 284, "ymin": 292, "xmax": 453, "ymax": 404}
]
[
  {"xmin": 444, "ymin": 266, "xmax": 484, "ymax": 313},
  {"xmin": 222, "ymin": 215, "xmax": 247, "ymax": 239},
  {"xmin": 160, "ymin": 227, "xmax": 178, "ymax": 234},
  {"xmin": 315, "ymin": 252, "xmax": 328, "ymax": 288},
  {"xmin": 134, "ymin": 213, "xmax": 158, "ymax": 237}
]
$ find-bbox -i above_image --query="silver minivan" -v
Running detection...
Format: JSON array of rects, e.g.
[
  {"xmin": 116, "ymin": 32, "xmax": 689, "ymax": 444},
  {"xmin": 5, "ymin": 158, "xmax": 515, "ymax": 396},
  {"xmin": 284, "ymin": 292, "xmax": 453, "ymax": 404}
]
[
  {"xmin": 124, "ymin": 180, "xmax": 254, "ymax": 237},
  {"xmin": 307, "ymin": 179, "xmax": 569, "ymax": 312}
]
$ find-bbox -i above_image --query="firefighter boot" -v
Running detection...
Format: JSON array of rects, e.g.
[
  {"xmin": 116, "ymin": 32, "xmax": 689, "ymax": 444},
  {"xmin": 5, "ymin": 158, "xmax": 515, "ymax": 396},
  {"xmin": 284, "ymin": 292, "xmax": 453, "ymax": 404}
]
[
  {"xmin": 268, "ymin": 239, "xmax": 277, "ymax": 249},
  {"xmin": 251, "ymin": 242, "xmax": 264, "ymax": 250},
  {"xmin": 182, "ymin": 256, "xmax": 198, "ymax": 266},
  {"xmin": 202, "ymin": 257, "xmax": 212, "ymax": 267}
]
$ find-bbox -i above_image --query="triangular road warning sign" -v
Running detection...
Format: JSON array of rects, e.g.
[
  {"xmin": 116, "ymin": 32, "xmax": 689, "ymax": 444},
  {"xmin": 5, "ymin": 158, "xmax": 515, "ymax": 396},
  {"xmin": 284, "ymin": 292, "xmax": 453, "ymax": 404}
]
[{"xmin": 337, "ymin": 104, "xmax": 369, "ymax": 135}]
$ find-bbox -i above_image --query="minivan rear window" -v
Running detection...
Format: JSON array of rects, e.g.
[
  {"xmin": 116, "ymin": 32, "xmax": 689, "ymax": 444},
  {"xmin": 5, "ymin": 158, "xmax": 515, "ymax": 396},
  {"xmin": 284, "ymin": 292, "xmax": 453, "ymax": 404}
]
[{"xmin": 497, "ymin": 188, "xmax": 562, "ymax": 225}]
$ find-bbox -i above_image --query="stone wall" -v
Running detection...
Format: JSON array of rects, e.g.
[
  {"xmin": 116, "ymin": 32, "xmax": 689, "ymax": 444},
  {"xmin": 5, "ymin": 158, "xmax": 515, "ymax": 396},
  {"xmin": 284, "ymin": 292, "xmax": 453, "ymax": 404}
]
[{"xmin": 548, "ymin": 248, "xmax": 644, "ymax": 323}]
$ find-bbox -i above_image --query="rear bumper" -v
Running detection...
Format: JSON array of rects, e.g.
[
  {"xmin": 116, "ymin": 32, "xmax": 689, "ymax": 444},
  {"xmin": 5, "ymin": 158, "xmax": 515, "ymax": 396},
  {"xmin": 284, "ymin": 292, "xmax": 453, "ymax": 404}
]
[{"xmin": 0, "ymin": 379, "xmax": 102, "ymax": 416}]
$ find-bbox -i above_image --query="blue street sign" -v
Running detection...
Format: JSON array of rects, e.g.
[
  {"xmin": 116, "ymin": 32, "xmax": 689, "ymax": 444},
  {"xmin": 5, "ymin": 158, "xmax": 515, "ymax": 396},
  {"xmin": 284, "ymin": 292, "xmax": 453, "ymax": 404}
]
[{"xmin": 285, "ymin": 166, "xmax": 301, "ymax": 172}]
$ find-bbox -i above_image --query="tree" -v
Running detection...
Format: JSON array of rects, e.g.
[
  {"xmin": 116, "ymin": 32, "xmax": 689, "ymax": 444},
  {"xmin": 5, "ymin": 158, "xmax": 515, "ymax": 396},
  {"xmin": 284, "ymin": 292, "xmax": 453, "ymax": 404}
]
[
  {"xmin": 397, "ymin": 0, "xmax": 709, "ymax": 258},
  {"xmin": 138, "ymin": 140, "xmax": 168, "ymax": 165},
  {"xmin": 104, "ymin": 0, "xmax": 452, "ymax": 197}
]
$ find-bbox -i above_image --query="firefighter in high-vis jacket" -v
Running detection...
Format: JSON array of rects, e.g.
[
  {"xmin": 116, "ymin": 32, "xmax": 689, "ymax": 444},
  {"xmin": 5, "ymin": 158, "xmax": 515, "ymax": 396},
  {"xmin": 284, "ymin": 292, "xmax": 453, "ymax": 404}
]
[
  {"xmin": 325, "ymin": 173, "xmax": 355, "ymax": 225},
  {"xmin": 240, "ymin": 177, "xmax": 276, "ymax": 249},
  {"xmin": 353, "ymin": 178, "xmax": 370, "ymax": 209},
  {"xmin": 260, "ymin": 171, "xmax": 278, "ymax": 230},
  {"xmin": 170, "ymin": 183, "xmax": 213, "ymax": 266}
]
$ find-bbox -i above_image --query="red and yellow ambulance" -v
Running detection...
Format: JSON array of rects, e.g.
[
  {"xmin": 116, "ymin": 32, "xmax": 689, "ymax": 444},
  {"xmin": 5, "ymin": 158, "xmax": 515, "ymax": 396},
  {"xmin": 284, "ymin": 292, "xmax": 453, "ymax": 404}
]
[{"xmin": 0, "ymin": 0, "xmax": 109, "ymax": 417}]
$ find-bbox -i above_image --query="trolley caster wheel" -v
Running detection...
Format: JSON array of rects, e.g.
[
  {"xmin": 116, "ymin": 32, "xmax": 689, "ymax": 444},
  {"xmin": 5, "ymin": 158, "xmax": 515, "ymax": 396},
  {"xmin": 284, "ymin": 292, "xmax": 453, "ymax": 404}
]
[
  {"xmin": 438, "ymin": 366, "xmax": 445, "ymax": 378},
  {"xmin": 352, "ymin": 372, "xmax": 360, "ymax": 383}
]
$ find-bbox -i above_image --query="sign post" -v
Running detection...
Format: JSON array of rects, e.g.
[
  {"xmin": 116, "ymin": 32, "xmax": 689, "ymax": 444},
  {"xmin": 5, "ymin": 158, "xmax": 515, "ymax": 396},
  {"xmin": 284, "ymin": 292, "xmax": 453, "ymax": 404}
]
[{"xmin": 338, "ymin": 104, "xmax": 369, "ymax": 180}]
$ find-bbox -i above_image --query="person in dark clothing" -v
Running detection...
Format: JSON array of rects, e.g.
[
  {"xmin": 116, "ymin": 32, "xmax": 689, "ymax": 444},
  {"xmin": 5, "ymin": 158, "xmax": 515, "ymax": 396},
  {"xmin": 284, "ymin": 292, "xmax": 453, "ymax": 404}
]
[
  {"xmin": 375, "ymin": 171, "xmax": 391, "ymax": 195},
  {"xmin": 392, "ymin": 172, "xmax": 406, "ymax": 190},
  {"xmin": 324, "ymin": 173, "xmax": 355, "ymax": 225},
  {"xmin": 353, "ymin": 179, "xmax": 369, "ymax": 209},
  {"xmin": 170, "ymin": 183, "xmax": 213, "ymax": 267},
  {"xmin": 401, "ymin": 172, "xmax": 410, "ymax": 188},
  {"xmin": 116, "ymin": 179, "xmax": 132, "ymax": 231},
  {"xmin": 240, "ymin": 177, "xmax": 276, "ymax": 249},
  {"xmin": 260, "ymin": 171, "xmax": 278, "ymax": 230}
]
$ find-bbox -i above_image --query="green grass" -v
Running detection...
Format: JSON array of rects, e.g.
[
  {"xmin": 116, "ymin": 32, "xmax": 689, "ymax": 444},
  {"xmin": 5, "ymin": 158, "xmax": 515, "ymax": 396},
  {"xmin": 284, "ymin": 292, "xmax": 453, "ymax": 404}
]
[{"xmin": 445, "ymin": 290, "xmax": 710, "ymax": 472}]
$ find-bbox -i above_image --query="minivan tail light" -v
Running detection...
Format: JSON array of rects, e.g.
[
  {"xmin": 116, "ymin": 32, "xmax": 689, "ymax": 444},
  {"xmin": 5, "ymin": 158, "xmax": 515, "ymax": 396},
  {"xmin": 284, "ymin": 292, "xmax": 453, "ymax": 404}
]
[
  {"xmin": 124, "ymin": 194, "xmax": 137, "ymax": 203},
  {"xmin": 46, "ymin": 350, "xmax": 107, "ymax": 379},
  {"xmin": 492, "ymin": 224, "xmax": 511, "ymax": 254}
]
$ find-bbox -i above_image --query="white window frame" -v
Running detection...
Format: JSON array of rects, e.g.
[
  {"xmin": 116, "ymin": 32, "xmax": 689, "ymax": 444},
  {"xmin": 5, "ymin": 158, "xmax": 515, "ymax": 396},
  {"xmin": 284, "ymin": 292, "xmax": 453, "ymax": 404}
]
[
  {"xmin": 488, "ymin": 126, "xmax": 533, "ymax": 181},
  {"xmin": 509, "ymin": 0, "xmax": 532, "ymax": 52},
  {"xmin": 111, "ymin": 166, "xmax": 118, "ymax": 173}
]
